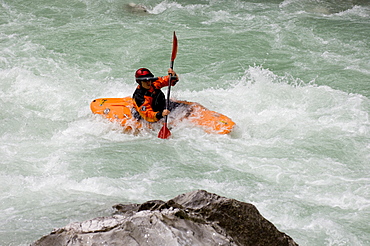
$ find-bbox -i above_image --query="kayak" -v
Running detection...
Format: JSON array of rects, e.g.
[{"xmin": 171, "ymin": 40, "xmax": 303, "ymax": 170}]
[{"xmin": 90, "ymin": 97, "xmax": 235, "ymax": 135}]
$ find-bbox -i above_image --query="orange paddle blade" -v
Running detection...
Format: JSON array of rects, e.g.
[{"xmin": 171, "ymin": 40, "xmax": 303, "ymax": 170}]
[{"xmin": 158, "ymin": 123, "xmax": 171, "ymax": 139}]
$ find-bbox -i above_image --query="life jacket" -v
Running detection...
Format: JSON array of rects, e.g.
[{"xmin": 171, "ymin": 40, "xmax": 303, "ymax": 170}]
[{"xmin": 132, "ymin": 75, "xmax": 171, "ymax": 122}]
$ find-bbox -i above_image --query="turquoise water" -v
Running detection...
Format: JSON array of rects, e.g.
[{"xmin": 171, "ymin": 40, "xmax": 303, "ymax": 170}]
[{"xmin": 1, "ymin": 0, "xmax": 369, "ymax": 245}]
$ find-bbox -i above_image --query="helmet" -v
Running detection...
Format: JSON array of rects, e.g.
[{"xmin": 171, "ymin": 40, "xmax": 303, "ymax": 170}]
[{"xmin": 135, "ymin": 68, "xmax": 154, "ymax": 83}]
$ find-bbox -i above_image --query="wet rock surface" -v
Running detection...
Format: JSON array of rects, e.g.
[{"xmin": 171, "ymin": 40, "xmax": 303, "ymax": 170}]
[{"xmin": 31, "ymin": 190, "xmax": 299, "ymax": 246}]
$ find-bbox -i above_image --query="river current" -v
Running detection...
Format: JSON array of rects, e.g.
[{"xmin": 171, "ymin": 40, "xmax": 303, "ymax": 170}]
[{"xmin": 0, "ymin": 0, "xmax": 369, "ymax": 245}]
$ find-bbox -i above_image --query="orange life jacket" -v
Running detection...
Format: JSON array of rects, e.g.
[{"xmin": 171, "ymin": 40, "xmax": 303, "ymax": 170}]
[{"xmin": 133, "ymin": 75, "xmax": 175, "ymax": 122}]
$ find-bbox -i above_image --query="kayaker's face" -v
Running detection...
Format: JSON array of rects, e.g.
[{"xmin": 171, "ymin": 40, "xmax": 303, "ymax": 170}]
[{"xmin": 141, "ymin": 80, "xmax": 151, "ymax": 89}]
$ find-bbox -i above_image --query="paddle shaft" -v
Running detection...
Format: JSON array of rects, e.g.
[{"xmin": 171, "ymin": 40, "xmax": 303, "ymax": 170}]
[
  {"xmin": 158, "ymin": 32, "xmax": 177, "ymax": 139},
  {"xmin": 164, "ymin": 60, "xmax": 175, "ymax": 123}
]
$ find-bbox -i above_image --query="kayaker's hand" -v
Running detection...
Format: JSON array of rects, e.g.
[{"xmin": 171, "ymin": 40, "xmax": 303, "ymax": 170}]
[
  {"xmin": 168, "ymin": 68, "xmax": 176, "ymax": 76},
  {"xmin": 162, "ymin": 109, "xmax": 170, "ymax": 117},
  {"xmin": 168, "ymin": 68, "xmax": 178, "ymax": 86}
]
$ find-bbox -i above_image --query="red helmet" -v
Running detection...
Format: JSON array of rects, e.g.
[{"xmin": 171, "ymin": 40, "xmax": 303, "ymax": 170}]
[{"xmin": 135, "ymin": 68, "xmax": 154, "ymax": 79}]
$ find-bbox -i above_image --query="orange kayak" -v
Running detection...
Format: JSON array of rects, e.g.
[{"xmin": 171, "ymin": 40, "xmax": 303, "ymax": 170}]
[{"xmin": 90, "ymin": 97, "xmax": 235, "ymax": 135}]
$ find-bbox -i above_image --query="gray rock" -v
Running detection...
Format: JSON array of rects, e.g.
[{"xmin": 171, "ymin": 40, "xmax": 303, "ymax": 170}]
[
  {"xmin": 31, "ymin": 190, "xmax": 299, "ymax": 246},
  {"xmin": 125, "ymin": 3, "xmax": 148, "ymax": 13}
]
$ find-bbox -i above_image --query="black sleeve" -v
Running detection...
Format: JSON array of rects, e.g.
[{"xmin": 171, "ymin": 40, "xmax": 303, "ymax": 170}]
[
  {"xmin": 156, "ymin": 112, "xmax": 163, "ymax": 120},
  {"xmin": 133, "ymin": 89, "xmax": 145, "ymax": 107}
]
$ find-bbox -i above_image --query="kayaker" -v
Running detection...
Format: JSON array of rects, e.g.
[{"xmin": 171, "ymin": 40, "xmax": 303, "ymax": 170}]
[{"xmin": 132, "ymin": 67, "xmax": 179, "ymax": 123}]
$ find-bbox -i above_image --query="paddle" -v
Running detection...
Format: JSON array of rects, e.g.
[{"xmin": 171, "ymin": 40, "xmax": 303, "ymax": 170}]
[{"xmin": 158, "ymin": 31, "xmax": 178, "ymax": 139}]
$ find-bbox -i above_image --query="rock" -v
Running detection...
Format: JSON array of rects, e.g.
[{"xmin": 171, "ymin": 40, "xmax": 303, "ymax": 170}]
[
  {"xmin": 31, "ymin": 190, "xmax": 299, "ymax": 246},
  {"xmin": 125, "ymin": 3, "xmax": 148, "ymax": 13}
]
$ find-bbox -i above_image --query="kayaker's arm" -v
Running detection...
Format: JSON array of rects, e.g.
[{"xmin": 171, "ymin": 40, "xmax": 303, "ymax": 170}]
[{"xmin": 153, "ymin": 70, "xmax": 179, "ymax": 88}]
